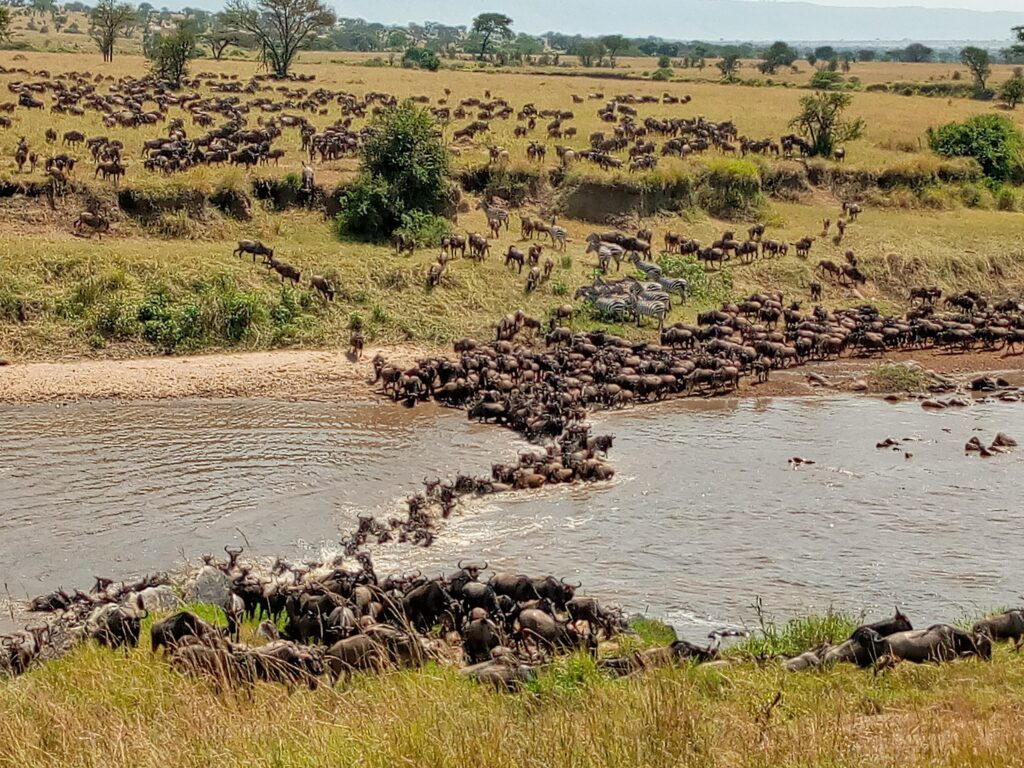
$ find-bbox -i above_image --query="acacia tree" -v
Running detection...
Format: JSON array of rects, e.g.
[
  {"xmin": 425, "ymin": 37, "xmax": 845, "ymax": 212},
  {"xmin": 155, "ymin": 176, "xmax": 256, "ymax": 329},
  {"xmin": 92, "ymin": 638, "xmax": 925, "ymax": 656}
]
[
  {"xmin": 203, "ymin": 14, "xmax": 238, "ymax": 59},
  {"xmin": 149, "ymin": 20, "xmax": 197, "ymax": 87},
  {"xmin": 759, "ymin": 40, "xmax": 797, "ymax": 74},
  {"xmin": 960, "ymin": 46, "xmax": 991, "ymax": 93},
  {"xmin": 90, "ymin": 0, "xmax": 137, "ymax": 62},
  {"xmin": 575, "ymin": 39, "xmax": 605, "ymax": 68},
  {"xmin": 1013, "ymin": 26, "xmax": 1024, "ymax": 57},
  {"xmin": 1000, "ymin": 69, "xmax": 1024, "ymax": 109},
  {"xmin": 790, "ymin": 92, "xmax": 865, "ymax": 157},
  {"xmin": 471, "ymin": 13, "xmax": 512, "ymax": 59},
  {"xmin": 717, "ymin": 54, "xmax": 740, "ymax": 83},
  {"xmin": 223, "ymin": 0, "xmax": 335, "ymax": 78},
  {"xmin": 600, "ymin": 34, "xmax": 627, "ymax": 67}
]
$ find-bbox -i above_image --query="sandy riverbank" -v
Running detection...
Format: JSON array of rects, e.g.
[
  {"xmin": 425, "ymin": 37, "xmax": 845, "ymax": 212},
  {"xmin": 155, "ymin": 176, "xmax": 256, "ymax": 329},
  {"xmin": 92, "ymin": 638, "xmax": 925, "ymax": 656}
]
[{"xmin": 0, "ymin": 346, "xmax": 1020, "ymax": 404}]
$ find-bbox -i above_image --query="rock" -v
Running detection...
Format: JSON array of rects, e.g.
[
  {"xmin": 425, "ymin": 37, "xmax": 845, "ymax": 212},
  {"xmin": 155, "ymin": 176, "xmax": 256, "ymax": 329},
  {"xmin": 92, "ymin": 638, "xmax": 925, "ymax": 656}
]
[
  {"xmin": 876, "ymin": 438, "xmax": 899, "ymax": 449},
  {"xmin": 788, "ymin": 457, "xmax": 815, "ymax": 467},
  {"xmin": 970, "ymin": 376, "xmax": 998, "ymax": 392},
  {"xmin": 922, "ymin": 399, "xmax": 946, "ymax": 409},
  {"xmin": 133, "ymin": 585, "xmax": 182, "ymax": 613},
  {"xmin": 993, "ymin": 432, "xmax": 1018, "ymax": 448},
  {"xmin": 185, "ymin": 565, "xmax": 231, "ymax": 607},
  {"xmin": 965, "ymin": 437, "xmax": 983, "ymax": 452},
  {"xmin": 884, "ymin": 394, "xmax": 901, "ymax": 403},
  {"xmin": 807, "ymin": 373, "xmax": 830, "ymax": 387},
  {"xmin": 850, "ymin": 379, "xmax": 869, "ymax": 392}
]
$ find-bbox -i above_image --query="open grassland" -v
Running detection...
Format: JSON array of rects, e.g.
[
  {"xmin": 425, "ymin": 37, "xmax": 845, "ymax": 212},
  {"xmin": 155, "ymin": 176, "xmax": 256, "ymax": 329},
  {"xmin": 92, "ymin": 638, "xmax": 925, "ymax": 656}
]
[
  {"xmin": 1, "ymin": 52, "xmax": 1024, "ymax": 359},
  {"xmin": 2, "ymin": 611, "xmax": 1024, "ymax": 768},
  {"xmin": 3, "ymin": 49, "xmax": 1024, "ymax": 183}
]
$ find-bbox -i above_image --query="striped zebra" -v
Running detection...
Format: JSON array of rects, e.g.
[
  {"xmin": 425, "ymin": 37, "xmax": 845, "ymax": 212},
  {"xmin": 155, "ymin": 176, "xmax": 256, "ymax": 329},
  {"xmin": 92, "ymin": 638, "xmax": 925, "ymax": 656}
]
[
  {"xmin": 628, "ymin": 280, "xmax": 672, "ymax": 311},
  {"xmin": 585, "ymin": 240, "xmax": 624, "ymax": 272},
  {"xmin": 654, "ymin": 276, "xmax": 688, "ymax": 302},
  {"xmin": 548, "ymin": 225, "xmax": 568, "ymax": 251},
  {"xmin": 629, "ymin": 252, "xmax": 663, "ymax": 279},
  {"xmin": 594, "ymin": 296, "xmax": 631, "ymax": 322},
  {"xmin": 628, "ymin": 296, "xmax": 669, "ymax": 331},
  {"xmin": 476, "ymin": 200, "xmax": 509, "ymax": 230}
]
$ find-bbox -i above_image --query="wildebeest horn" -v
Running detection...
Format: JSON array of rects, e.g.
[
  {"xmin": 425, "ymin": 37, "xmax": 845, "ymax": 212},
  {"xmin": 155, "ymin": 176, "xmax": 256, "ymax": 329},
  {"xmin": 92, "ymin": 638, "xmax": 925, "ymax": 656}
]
[
  {"xmin": 225, "ymin": 545, "xmax": 243, "ymax": 555},
  {"xmin": 458, "ymin": 559, "xmax": 466, "ymax": 570},
  {"xmin": 481, "ymin": 561, "xmax": 488, "ymax": 571}
]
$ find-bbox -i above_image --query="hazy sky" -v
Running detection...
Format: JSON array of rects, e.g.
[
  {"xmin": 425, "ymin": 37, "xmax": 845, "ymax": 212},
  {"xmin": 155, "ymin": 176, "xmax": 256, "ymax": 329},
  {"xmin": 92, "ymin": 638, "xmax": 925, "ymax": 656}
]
[{"xmin": 802, "ymin": 0, "xmax": 1019, "ymax": 9}]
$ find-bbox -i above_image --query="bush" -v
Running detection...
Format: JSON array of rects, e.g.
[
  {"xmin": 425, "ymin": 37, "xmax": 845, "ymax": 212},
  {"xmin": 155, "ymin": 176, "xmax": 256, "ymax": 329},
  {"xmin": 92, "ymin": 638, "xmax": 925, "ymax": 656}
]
[
  {"xmin": 393, "ymin": 210, "xmax": 451, "ymax": 248},
  {"xmin": 651, "ymin": 67, "xmax": 673, "ymax": 81},
  {"xmin": 337, "ymin": 101, "xmax": 452, "ymax": 242},
  {"xmin": 996, "ymin": 187, "xmax": 1018, "ymax": 211},
  {"xmin": 927, "ymin": 114, "xmax": 1024, "ymax": 181},
  {"xmin": 402, "ymin": 46, "xmax": 441, "ymax": 71},
  {"xmin": 809, "ymin": 70, "xmax": 844, "ymax": 90}
]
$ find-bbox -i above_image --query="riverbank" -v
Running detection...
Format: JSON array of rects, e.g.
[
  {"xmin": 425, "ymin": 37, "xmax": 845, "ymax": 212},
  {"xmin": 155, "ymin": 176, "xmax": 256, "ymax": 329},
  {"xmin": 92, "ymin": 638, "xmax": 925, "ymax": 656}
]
[
  {"xmin": 1, "ymin": 629, "xmax": 1022, "ymax": 768},
  {"xmin": 0, "ymin": 344, "xmax": 1020, "ymax": 404}
]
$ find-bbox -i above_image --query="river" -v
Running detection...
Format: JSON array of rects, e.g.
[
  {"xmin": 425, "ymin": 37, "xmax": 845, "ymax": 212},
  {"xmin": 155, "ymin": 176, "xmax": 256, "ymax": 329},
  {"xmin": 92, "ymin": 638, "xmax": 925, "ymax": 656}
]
[{"xmin": 1, "ymin": 395, "xmax": 1021, "ymax": 634}]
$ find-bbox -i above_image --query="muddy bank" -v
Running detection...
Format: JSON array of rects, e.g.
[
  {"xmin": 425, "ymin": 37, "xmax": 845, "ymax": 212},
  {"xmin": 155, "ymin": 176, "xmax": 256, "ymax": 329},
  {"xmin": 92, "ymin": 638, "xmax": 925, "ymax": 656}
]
[
  {"xmin": 0, "ymin": 345, "xmax": 1019, "ymax": 404},
  {"xmin": 0, "ymin": 346, "xmax": 441, "ymax": 404}
]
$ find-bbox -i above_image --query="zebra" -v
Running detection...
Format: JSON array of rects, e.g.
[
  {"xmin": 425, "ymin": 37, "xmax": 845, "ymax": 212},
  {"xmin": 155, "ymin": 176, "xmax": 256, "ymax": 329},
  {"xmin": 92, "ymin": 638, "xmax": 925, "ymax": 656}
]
[
  {"xmin": 653, "ymin": 276, "xmax": 688, "ymax": 302},
  {"xmin": 585, "ymin": 240, "xmax": 624, "ymax": 272},
  {"xmin": 594, "ymin": 296, "xmax": 631, "ymax": 322},
  {"xmin": 476, "ymin": 199, "xmax": 509, "ymax": 230},
  {"xmin": 627, "ymin": 296, "xmax": 669, "ymax": 331},
  {"xmin": 628, "ymin": 252, "xmax": 663, "ymax": 279},
  {"xmin": 548, "ymin": 225, "xmax": 568, "ymax": 251},
  {"xmin": 627, "ymin": 280, "xmax": 672, "ymax": 311}
]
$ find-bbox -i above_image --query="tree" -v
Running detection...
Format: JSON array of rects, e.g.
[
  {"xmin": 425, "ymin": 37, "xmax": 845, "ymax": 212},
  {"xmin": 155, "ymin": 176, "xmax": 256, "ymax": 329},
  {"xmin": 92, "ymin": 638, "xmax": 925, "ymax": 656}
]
[
  {"xmin": 148, "ymin": 20, "xmax": 198, "ymax": 87},
  {"xmin": 90, "ymin": 0, "xmax": 138, "ymax": 62},
  {"xmin": 928, "ymin": 114, "xmax": 1023, "ymax": 180},
  {"xmin": 717, "ymin": 54, "xmax": 740, "ymax": 83},
  {"xmin": 0, "ymin": 5, "xmax": 11, "ymax": 42},
  {"xmin": 999, "ymin": 72, "xmax": 1024, "ymax": 109},
  {"xmin": 857, "ymin": 49, "xmax": 876, "ymax": 62},
  {"xmin": 600, "ymin": 34, "xmax": 627, "ymax": 66},
  {"xmin": 203, "ymin": 14, "xmax": 238, "ymax": 60},
  {"xmin": 338, "ymin": 101, "xmax": 452, "ymax": 240},
  {"xmin": 759, "ymin": 40, "xmax": 797, "ymax": 74},
  {"xmin": 31, "ymin": 0, "xmax": 55, "ymax": 16},
  {"xmin": 789, "ymin": 92, "xmax": 865, "ymax": 157},
  {"xmin": 1012, "ymin": 26, "xmax": 1024, "ymax": 58},
  {"xmin": 223, "ymin": 0, "xmax": 335, "ymax": 78},
  {"xmin": 806, "ymin": 51, "xmax": 817, "ymax": 67},
  {"xmin": 813, "ymin": 45, "xmax": 836, "ymax": 62},
  {"xmin": 575, "ymin": 39, "xmax": 604, "ymax": 68},
  {"xmin": 470, "ymin": 13, "xmax": 512, "ymax": 59},
  {"xmin": 960, "ymin": 46, "xmax": 992, "ymax": 93},
  {"xmin": 402, "ymin": 45, "xmax": 440, "ymax": 71},
  {"xmin": 901, "ymin": 43, "xmax": 934, "ymax": 63}
]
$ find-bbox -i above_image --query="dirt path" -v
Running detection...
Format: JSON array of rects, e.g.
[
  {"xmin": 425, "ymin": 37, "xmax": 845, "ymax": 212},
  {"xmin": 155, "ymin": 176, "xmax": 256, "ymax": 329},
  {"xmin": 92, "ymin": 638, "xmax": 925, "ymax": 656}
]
[{"xmin": 0, "ymin": 345, "xmax": 1020, "ymax": 405}]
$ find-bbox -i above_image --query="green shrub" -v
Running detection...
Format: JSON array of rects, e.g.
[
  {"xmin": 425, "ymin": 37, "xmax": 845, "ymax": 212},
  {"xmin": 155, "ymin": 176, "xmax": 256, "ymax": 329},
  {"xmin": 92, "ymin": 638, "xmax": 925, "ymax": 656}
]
[
  {"xmin": 996, "ymin": 187, "xmax": 1018, "ymax": 211},
  {"xmin": 927, "ymin": 114, "xmax": 1024, "ymax": 182},
  {"xmin": 402, "ymin": 46, "xmax": 441, "ymax": 71},
  {"xmin": 697, "ymin": 159, "xmax": 764, "ymax": 218},
  {"xmin": 393, "ymin": 210, "xmax": 451, "ymax": 248},
  {"xmin": 337, "ymin": 101, "xmax": 451, "ymax": 241},
  {"xmin": 651, "ymin": 67, "xmax": 673, "ymax": 81},
  {"xmin": 809, "ymin": 70, "xmax": 844, "ymax": 90}
]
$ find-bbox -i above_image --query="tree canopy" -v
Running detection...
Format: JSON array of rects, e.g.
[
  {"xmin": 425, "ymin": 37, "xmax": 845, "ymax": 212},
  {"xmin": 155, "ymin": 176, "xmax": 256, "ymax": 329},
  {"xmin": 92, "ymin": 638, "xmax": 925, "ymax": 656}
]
[
  {"xmin": 717, "ymin": 54, "xmax": 740, "ymax": 83},
  {"xmin": 759, "ymin": 41, "xmax": 798, "ymax": 74},
  {"xmin": 90, "ymin": 0, "xmax": 138, "ymax": 62},
  {"xmin": 959, "ymin": 46, "xmax": 991, "ymax": 93},
  {"xmin": 148, "ymin": 19, "xmax": 198, "ymax": 87},
  {"xmin": 470, "ymin": 13, "xmax": 513, "ymax": 59},
  {"xmin": 223, "ymin": 0, "xmax": 335, "ymax": 78},
  {"xmin": 790, "ymin": 92, "xmax": 865, "ymax": 157}
]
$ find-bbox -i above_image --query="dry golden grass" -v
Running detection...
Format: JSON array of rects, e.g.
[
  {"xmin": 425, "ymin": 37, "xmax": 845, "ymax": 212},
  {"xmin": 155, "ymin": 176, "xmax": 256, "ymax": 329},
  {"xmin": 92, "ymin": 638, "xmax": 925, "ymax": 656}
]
[{"xmin": 3, "ymin": 635, "xmax": 1024, "ymax": 768}]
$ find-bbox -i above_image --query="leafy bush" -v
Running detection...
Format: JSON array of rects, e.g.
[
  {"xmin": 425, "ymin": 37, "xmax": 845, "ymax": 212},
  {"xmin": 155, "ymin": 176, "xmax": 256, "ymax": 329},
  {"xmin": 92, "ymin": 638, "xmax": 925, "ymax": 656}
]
[
  {"xmin": 337, "ymin": 101, "xmax": 451, "ymax": 241},
  {"xmin": 809, "ymin": 70, "xmax": 844, "ymax": 90},
  {"xmin": 927, "ymin": 114, "xmax": 1024, "ymax": 182},
  {"xmin": 393, "ymin": 210, "xmax": 451, "ymax": 248},
  {"xmin": 402, "ymin": 46, "xmax": 441, "ymax": 71},
  {"xmin": 651, "ymin": 67, "xmax": 673, "ymax": 81}
]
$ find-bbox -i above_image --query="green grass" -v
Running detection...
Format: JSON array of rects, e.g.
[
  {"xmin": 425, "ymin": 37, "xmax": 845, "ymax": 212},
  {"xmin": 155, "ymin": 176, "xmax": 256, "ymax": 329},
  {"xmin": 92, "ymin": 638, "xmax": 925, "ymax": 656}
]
[
  {"xmin": 870, "ymin": 362, "xmax": 931, "ymax": 393},
  {"xmin": 4, "ymin": 608, "xmax": 1024, "ymax": 767}
]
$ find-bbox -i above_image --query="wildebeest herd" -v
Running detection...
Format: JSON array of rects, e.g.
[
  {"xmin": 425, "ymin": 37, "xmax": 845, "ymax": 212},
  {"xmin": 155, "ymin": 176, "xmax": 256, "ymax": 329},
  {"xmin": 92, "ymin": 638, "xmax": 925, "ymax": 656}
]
[{"xmin": 8, "ymin": 548, "xmax": 1023, "ymax": 690}]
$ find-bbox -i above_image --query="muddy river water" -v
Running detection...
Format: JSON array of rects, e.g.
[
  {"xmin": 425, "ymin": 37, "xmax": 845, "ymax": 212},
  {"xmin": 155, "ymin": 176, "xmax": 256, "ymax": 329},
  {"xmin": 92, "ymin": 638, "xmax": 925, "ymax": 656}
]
[{"xmin": 1, "ymin": 395, "xmax": 1022, "ymax": 633}]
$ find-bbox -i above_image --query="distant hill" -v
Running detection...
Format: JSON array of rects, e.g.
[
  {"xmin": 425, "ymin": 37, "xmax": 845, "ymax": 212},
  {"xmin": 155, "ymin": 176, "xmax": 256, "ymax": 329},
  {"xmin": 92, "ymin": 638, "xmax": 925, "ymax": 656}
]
[{"xmin": 331, "ymin": 0, "xmax": 1024, "ymax": 42}]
